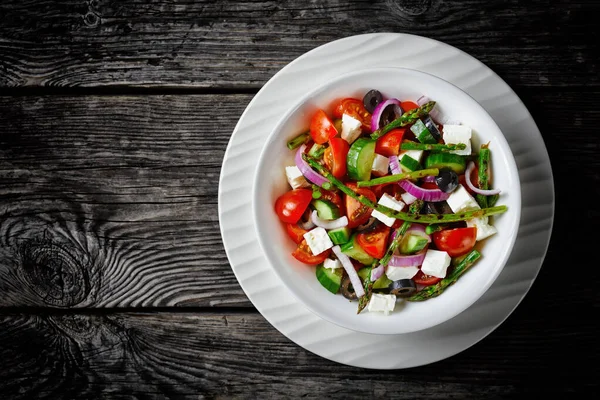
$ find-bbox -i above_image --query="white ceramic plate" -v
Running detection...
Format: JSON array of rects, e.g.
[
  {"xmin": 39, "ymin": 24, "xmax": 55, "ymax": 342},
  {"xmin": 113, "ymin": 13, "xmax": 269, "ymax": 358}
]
[{"xmin": 218, "ymin": 33, "xmax": 554, "ymax": 368}]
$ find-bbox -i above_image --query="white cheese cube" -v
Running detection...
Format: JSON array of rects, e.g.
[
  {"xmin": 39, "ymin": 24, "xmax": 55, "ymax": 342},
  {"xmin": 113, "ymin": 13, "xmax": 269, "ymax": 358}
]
[
  {"xmin": 303, "ymin": 227, "xmax": 333, "ymax": 255},
  {"xmin": 442, "ymin": 125, "xmax": 472, "ymax": 156},
  {"xmin": 340, "ymin": 114, "xmax": 362, "ymax": 144},
  {"xmin": 399, "ymin": 149, "xmax": 424, "ymax": 163},
  {"xmin": 371, "ymin": 193, "xmax": 405, "ymax": 227},
  {"xmin": 367, "ymin": 293, "xmax": 396, "ymax": 315},
  {"xmin": 400, "ymin": 191, "xmax": 417, "ymax": 205},
  {"xmin": 446, "ymin": 185, "xmax": 480, "ymax": 213},
  {"xmin": 466, "ymin": 217, "xmax": 498, "ymax": 241},
  {"xmin": 420, "ymin": 249, "xmax": 451, "ymax": 278},
  {"xmin": 323, "ymin": 258, "xmax": 342, "ymax": 271},
  {"xmin": 386, "ymin": 265, "xmax": 419, "ymax": 281},
  {"xmin": 285, "ymin": 166, "xmax": 309, "ymax": 189},
  {"xmin": 371, "ymin": 154, "xmax": 390, "ymax": 177}
]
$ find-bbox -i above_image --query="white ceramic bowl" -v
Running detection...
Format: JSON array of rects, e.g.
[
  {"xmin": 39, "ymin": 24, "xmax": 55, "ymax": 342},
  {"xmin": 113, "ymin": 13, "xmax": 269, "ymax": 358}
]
[{"xmin": 252, "ymin": 67, "xmax": 521, "ymax": 335}]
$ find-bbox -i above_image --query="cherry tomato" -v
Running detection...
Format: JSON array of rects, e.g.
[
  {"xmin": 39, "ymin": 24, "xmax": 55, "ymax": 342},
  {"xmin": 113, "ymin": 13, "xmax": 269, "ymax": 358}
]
[
  {"xmin": 413, "ymin": 270, "xmax": 442, "ymax": 286},
  {"xmin": 332, "ymin": 98, "xmax": 372, "ymax": 130},
  {"xmin": 323, "ymin": 137, "xmax": 350, "ymax": 179},
  {"xmin": 375, "ymin": 128, "xmax": 406, "ymax": 157},
  {"xmin": 401, "ymin": 101, "xmax": 419, "ymax": 112},
  {"xmin": 292, "ymin": 239, "xmax": 330, "ymax": 265},
  {"xmin": 274, "ymin": 189, "xmax": 313, "ymax": 223},
  {"xmin": 420, "ymin": 181, "xmax": 439, "ymax": 190},
  {"xmin": 344, "ymin": 183, "xmax": 377, "ymax": 229},
  {"xmin": 318, "ymin": 189, "xmax": 344, "ymax": 215},
  {"xmin": 357, "ymin": 223, "xmax": 391, "ymax": 259},
  {"xmin": 432, "ymin": 227, "xmax": 477, "ymax": 257},
  {"xmin": 310, "ymin": 109, "xmax": 338, "ymax": 144},
  {"xmin": 286, "ymin": 223, "xmax": 308, "ymax": 244}
]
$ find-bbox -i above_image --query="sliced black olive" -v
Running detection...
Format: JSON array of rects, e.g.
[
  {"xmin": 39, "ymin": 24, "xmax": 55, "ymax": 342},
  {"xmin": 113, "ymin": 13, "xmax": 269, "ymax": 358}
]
[
  {"xmin": 435, "ymin": 168, "xmax": 459, "ymax": 193},
  {"xmin": 380, "ymin": 104, "xmax": 401, "ymax": 126},
  {"xmin": 340, "ymin": 276, "xmax": 358, "ymax": 300},
  {"xmin": 425, "ymin": 201, "xmax": 453, "ymax": 215},
  {"xmin": 423, "ymin": 115, "xmax": 442, "ymax": 141},
  {"xmin": 363, "ymin": 89, "xmax": 383, "ymax": 113},
  {"xmin": 389, "ymin": 279, "xmax": 417, "ymax": 297}
]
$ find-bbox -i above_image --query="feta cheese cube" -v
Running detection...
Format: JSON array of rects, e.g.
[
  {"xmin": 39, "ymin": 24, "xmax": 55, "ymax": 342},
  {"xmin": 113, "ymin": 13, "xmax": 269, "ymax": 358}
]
[
  {"xmin": 386, "ymin": 265, "xmax": 419, "ymax": 281},
  {"xmin": 399, "ymin": 149, "xmax": 424, "ymax": 163},
  {"xmin": 323, "ymin": 258, "xmax": 342, "ymax": 271},
  {"xmin": 371, "ymin": 154, "xmax": 390, "ymax": 177},
  {"xmin": 367, "ymin": 293, "xmax": 396, "ymax": 315},
  {"xmin": 285, "ymin": 166, "xmax": 309, "ymax": 189},
  {"xmin": 303, "ymin": 227, "xmax": 333, "ymax": 255},
  {"xmin": 420, "ymin": 249, "xmax": 451, "ymax": 278},
  {"xmin": 466, "ymin": 217, "xmax": 498, "ymax": 241},
  {"xmin": 442, "ymin": 125, "xmax": 472, "ymax": 156},
  {"xmin": 371, "ymin": 193, "xmax": 405, "ymax": 227},
  {"xmin": 340, "ymin": 114, "xmax": 362, "ymax": 144},
  {"xmin": 446, "ymin": 185, "xmax": 480, "ymax": 213},
  {"xmin": 400, "ymin": 191, "xmax": 417, "ymax": 205}
]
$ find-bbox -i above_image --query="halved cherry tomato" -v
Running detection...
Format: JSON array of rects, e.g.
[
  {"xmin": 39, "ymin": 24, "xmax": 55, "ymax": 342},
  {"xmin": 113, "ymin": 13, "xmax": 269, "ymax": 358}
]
[
  {"xmin": 286, "ymin": 223, "xmax": 308, "ymax": 244},
  {"xmin": 432, "ymin": 227, "xmax": 477, "ymax": 257},
  {"xmin": 413, "ymin": 270, "xmax": 442, "ymax": 286},
  {"xmin": 401, "ymin": 101, "xmax": 419, "ymax": 112},
  {"xmin": 421, "ymin": 181, "xmax": 439, "ymax": 190},
  {"xmin": 357, "ymin": 223, "xmax": 391, "ymax": 259},
  {"xmin": 344, "ymin": 183, "xmax": 377, "ymax": 228},
  {"xmin": 292, "ymin": 239, "xmax": 330, "ymax": 265},
  {"xmin": 332, "ymin": 98, "xmax": 371, "ymax": 130},
  {"xmin": 375, "ymin": 128, "xmax": 406, "ymax": 157},
  {"xmin": 274, "ymin": 189, "xmax": 313, "ymax": 223},
  {"xmin": 310, "ymin": 109, "xmax": 338, "ymax": 144},
  {"xmin": 323, "ymin": 137, "xmax": 349, "ymax": 179}
]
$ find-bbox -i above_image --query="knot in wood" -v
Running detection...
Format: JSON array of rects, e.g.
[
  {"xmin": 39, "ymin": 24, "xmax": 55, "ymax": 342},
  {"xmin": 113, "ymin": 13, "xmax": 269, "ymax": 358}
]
[
  {"xmin": 386, "ymin": 0, "xmax": 432, "ymax": 17},
  {"xmin": 20, "ymin": 240, "xmax": 90, "ymax": 307}
]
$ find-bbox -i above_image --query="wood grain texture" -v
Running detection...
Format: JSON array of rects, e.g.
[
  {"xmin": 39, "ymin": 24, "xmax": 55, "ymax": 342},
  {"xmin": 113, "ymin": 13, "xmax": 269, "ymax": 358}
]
[
  {"xmin": 0, "ymin": 308, "xmax": 595, "ymax": 399},
  {"xmin": 0, "ymin": 0, "xmax": 597, "ymax": 89}
]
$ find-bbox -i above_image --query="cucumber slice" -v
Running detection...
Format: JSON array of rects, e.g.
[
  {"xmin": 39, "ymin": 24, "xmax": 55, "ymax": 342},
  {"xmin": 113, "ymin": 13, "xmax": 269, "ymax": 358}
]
[
  {"xmin": 328, "ymin": 226, "xmax": 351, "ymax": 245},
  {"xmin": 410, "ymin": 119, "xmax": 437, "ymax": 144},
  {"xmin": 316, "ymin": 264, "xmax": 343, "ymax": 294},
  {"xmin": 424, "ymin": 152, "xmax": 466, "ymax": 174},
  {"xmin": 347, "ymin": 138, "xmax": 376, "ymax": 181},
  {"xmin": 400, "ymin": 154, "xmax": 422, "ymax": 172},
  {"xmin": 357, "ymin": 267, "xmax": 392, "ymax": 289},
  {"xmin": 357, "ymin": 267, "xmax": 370, "ymax": 282},
  {"xmin": 311, "ymin": 199, "xmax": 340, "ymax": 220},
  {"xmin": 340, "ymin": 234, "xmax": 375, "ymax": 265},
  {"xmin": 399, "ymin": 234, "xmax": 429, "ymax": 254}
]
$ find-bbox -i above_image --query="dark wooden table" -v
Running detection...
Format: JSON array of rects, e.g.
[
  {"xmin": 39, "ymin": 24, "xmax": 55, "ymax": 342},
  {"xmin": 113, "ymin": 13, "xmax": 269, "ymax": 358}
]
[{"xmin": 0, "ymin": 1, "xmax": 597, "ymax": 398}]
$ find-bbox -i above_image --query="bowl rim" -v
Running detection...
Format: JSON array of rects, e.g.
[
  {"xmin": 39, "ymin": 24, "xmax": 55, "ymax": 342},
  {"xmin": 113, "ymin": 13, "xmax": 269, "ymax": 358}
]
[{"xmin": 251, "ymin": 66, "xmax": 522, "ymax": 335}]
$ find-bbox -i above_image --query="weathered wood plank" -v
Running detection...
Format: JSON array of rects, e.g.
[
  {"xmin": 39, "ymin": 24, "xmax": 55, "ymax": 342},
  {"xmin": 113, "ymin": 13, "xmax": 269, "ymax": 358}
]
[
  {"xmin": 0, "ymin": 309, "xmax": 594, "ymax": 399},
  {"xmin": 0, "ymin": 0, "xmax": 596, "ymax": 89}
]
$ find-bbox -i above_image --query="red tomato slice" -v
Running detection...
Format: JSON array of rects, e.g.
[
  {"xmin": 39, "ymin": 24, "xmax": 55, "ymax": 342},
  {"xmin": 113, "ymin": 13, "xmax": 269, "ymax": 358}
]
[
  {"xmin": 401, "ymin": 101, "xmax": 419, "ymax": 112},
  {"xmin": 375, "ymin": 128, "xmax": 406, "ymax": 157},
  {"xmin": 310, "ymin": 109, "xmax": 338, "ymax": 144},
  {"xmin": 420, "ymin": 181, "xmax": 439, "ymax": 190},
  {"xmin": 332, "ymin": 98, "xmax": 371, "ymax": 130},
  {"xmin": 432, "ymin": 227, "xmax": 477, "ymax": 257},
  {"xmin": 323, "ymin": 137, "xmax": 349, "ymax": 179},
  {"xmin": 357, "ymin": 223, "xmax": 391, "ymax": 259},
  {"xmin": 344, "ymin": 183, "xmax": 377, "ymax": 229},
  {"xmin": 292, "ymin": 239, "xmax": 330, "ymax": 265},
  {"xmin": 459, "ymin": 165, "xmax": 479, "ymax": 196},
  {"xmin": 286, "ymin": 223, "xmax": 308, "ymax": 244},
  {"xmin": 274, "ymin": 189, "xmax": 313, "ymax": 223},
  {"xmin": 413, "ymin": 270, "xmax": 442, "ymax": 286}
]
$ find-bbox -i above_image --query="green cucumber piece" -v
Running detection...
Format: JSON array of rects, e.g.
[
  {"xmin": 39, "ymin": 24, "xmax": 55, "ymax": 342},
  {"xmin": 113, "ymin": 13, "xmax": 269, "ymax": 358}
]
[
  {"xmin": 424, "ymin": 152, "xmax": 466, "ymax": 174},
  {"xmin": 400, "ymin": 154, "xmax": 422, "ymax": 173},
  {"xmin": 340, "ymin": 234, "xmax": 376, "ymax": 265},
  {"xmin": 347, "ymin": 138, "xmax": 376, "ymax": 181},
  {"xmin": 316, "ymin": 264, "xmax": 343, "ymax": 294},
  {"xmin": 328, "ymin": 226, "xmax": 351, "ymax": 245},
  {"xmin": 357, "ymin": 267, "xmax": 392, "ymax": 289},
  {"xmin": 410, "ymin": 119, "xmax": 437, "ymax": 144},
  {"xmin": 399, "ymin": 234, "xmax": 429, "ymax": 254},
  {"xmin": 357, "ymin": 267, "xmax": 370, "ymax": 282},
  {"xmin": 311, "ymin": 199, "xmax": 340, "ymax": 220}
]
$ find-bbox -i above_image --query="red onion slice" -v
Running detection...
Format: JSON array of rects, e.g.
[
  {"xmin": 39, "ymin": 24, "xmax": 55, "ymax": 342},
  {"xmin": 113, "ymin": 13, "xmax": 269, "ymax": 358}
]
[
  {"xmin": 332, "ymin": 246, "xmax": 365, "ymax": 298},
  {"xmin": 295, "ymin": 144, "xmax": 329, "ymax": 187},
  {"xmin": 371, "ymin": 98, "xmax": 403, "ymax": 132},
  {"xmin": 389, "ymin": 155, "xmax": 401, "ymax": 175},
  {"xmin": 417, "ymin": 95, "xmax": 455, "ymax": 125},
  {"xmin": 310, "ymin": 210, "xmax": 348, "ymax": 230},
  {"xmin": 398, "ymin": 179, "xmax": 450, "ymax": 202},
  {"xmin": 416, "ymin": 95, "xmax": 430, "ymax": 106},
  {"xmin": 465, "ymin": 161, "xmax": 501, "ymax": 196},
  {"xmin": 370, "ymin": 264, "xmax": 385, "ymax": 281},
  {"xmin": 389, "ymin": 249, "xmax": 427, "ymax": 267}
]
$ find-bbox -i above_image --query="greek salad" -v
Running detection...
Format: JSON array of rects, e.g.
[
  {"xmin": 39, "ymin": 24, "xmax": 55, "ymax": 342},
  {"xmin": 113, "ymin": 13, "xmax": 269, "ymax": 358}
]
[{"xmin": 274, "ymin": 90, "xmax": 508, "ymax": 315}]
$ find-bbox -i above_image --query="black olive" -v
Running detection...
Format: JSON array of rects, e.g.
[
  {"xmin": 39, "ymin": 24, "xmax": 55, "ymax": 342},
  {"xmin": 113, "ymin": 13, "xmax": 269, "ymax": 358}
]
[
  {"xmin": 435, "ymin": 168, "xmax": 459, "ymax": 193},
  {"xmin": 380, "ymin": 105, "xmax": 400, "ymax": 126},
  {"xmin": 423, "ymin": 115, "xmax": 442, "ymax": 141},
  {"xmin": 425, "ymin": 201, "xmax": 453, "ymax": 215},
  {"xmin": 340, "ymin": 276, "xmax": 358, "ymax": 300},
  {"xmin": 389, "ymin": 279, "xmax": 417, "ymax": 297},
  {"xmin": 363, "ymin": 89, "xmax": 383, "ymax": 113}
]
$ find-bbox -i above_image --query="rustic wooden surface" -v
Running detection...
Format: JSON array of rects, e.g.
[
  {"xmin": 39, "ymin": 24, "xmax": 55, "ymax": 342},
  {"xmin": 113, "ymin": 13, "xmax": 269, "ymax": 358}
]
[{"xmin": 0, "ymin": 0, "xmax": 598, "ymax": 398}]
